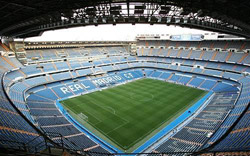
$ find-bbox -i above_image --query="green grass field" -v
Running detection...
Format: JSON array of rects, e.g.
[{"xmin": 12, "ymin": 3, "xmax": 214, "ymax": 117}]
[{"xmin": 61, "ymin": 78, "xmax": 207, "ymax": 152}]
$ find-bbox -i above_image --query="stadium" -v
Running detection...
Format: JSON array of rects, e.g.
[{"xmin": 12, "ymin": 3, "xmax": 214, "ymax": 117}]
[{"xmin": 0, "ymin": 0, "xmax": 249, "ymax": 156}]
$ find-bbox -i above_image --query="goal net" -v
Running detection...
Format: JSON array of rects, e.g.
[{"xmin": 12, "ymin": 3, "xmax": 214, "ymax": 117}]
[{"xmin": 66, "ymin": 109, "xmax": 88, "ymax": 124}]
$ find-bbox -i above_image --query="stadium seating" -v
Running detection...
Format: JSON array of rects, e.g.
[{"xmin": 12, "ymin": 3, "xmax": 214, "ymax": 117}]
[
  {"xmin": 25, "ymin": 46, "xmax": 128, "ymax": 62},
  {"xmin": 0, "ymin": 58, "xmax": 44, "ymax": 152},
  {"xmin": 0, "ymin": 40, "xmax": 249, "ymax": 155}
]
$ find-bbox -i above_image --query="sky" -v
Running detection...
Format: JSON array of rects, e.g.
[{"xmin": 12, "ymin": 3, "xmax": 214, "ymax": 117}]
[{"xmin": 25, "ymin": 24, "xmax": 212, "ymax": 41}]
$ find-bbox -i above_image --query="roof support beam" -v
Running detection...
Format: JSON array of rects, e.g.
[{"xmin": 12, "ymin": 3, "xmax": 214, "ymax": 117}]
[
  {"xmin": 0, "ymin": 0, "xmax": 36, "ymax": 10},
  {"xmin": 127, "ymin": 0, "xmax": 130, "ymax": 17}
]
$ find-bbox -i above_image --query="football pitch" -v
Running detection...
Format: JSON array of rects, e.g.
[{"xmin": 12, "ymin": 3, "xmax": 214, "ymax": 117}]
[{"xmin": 61, "ymin": 78, "xmax": 207, "ymax": 152}]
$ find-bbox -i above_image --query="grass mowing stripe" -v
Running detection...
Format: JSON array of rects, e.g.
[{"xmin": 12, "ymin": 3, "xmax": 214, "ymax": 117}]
[{"xmin": 61, "ymin": 78, "xmax": 207, "ymax": 152}]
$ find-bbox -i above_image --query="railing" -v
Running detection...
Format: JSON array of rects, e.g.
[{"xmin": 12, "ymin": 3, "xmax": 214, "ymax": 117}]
[
  {"xmin": 1, "ymin": 138, "xmax": 248, "ymax": 156},
  {"xmin": 0, "ymin": 131, "xmax": 86, "ymax": 155},
  {"xmin": 84, "ymin": 150, "xmax": 250, "ymax": 156},
  {"xmin": 0, "ymin": 139, "xmax": 27, "ymax": 151}
]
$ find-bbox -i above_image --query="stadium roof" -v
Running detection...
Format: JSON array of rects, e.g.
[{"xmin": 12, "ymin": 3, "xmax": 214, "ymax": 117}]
[{"xmin": 1, "ymin": 0, "xmax": 250, "ymax": 38}]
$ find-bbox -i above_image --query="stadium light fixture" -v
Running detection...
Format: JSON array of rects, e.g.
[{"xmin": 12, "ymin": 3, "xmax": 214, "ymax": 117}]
[
  {"xmin": 157, "ymin": 17, "xmax": 162, "ymax": 23},
  {"xmin": 167, "ymin": 17, "xmax": 171, "ymax": 23},
  {"xmin": 102, "ymin": 18, "xmax": 107, "ymax": 23},
  {"xmin": 175, "ymin": 18, "xmax": 180, "ymax": 23},
  {"xmin": 112, "ymin": 17, "xmax": 116, "ymax": 25},
  {"xmin": 84, "ymin": 18, "xmax": 89, "ymax": 24},
  {"xmin": 183, "ymin": 18, "xmax": 188, "ymax": 24},
  {"xmin": 148, "ymin": 17, "xmax": 151, "ymax": 22}
]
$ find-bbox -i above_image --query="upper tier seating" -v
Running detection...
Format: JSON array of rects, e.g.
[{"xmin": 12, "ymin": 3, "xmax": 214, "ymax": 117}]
[
  {"xmin": 25, "ymin": 46, "xmax": 129, "ymax": 62},
  {"xmin": 137, "ymin": 40, "xmax": 250, "ymax": 65}
]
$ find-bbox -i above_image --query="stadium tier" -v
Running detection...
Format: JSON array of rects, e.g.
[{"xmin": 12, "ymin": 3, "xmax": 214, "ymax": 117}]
[
  {"xmin": 0, "ymin": 40, "xmax": 249, "ymax": 156},
  {"xmin": 25, "ymin": 46, "xmax": 129, "ymax": 62}
]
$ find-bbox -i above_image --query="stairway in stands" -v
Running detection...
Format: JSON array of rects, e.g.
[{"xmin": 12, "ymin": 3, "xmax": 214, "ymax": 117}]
[{"xmin": 0, "ymin": 42, "xmax": 10, "ymax": 51}]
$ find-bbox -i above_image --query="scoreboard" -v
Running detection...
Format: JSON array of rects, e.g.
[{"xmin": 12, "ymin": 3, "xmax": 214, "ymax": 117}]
[{"xmin": 170, "ymin": 34, "xmax": 204, "ymax": 41}]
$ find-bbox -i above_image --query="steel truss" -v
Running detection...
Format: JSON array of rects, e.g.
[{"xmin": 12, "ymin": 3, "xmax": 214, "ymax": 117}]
[{"xmin": 0, "ymin": 0, "xmax": 249, "ymax": 38}]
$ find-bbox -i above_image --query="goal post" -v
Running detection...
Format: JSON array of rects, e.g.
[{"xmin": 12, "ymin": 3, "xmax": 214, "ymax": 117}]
[{"xmin": 66, "ymin": 109, "xmax": 89, "ymax": 124}]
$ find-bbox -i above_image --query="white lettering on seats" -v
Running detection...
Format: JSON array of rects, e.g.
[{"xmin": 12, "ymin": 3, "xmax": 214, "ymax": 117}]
[
  {"xmin": 60, "ymin": 87, "xmax": 70, "ymax": 94},
  {"xmin": 68, "ymin": 85, "xmax": 77, "ymax": 92}
]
